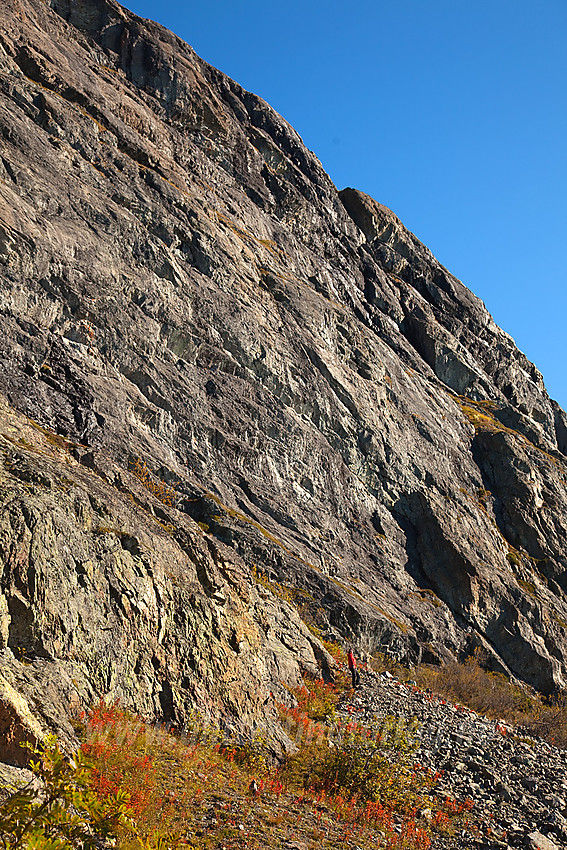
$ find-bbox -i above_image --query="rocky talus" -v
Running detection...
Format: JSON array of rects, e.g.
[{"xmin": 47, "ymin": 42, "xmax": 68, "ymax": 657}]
[
  {"xmin": 1, "ymin": 0, "xmax": 567, "ymax": 757},
  {"xmin": 338, "ymin": 672, "xmax": 567, "ymax": 849}
]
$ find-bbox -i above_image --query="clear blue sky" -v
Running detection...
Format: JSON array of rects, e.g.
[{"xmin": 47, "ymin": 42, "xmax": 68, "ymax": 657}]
[{"xmin": 126, "ymin": 0, "xmax": 567, "ymax": 410}]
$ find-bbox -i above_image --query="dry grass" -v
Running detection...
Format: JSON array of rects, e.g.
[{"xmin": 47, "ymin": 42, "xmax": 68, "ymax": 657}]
[{"xmin": 72, "ymin": 685, "xmax": 480, "ymax": 850}]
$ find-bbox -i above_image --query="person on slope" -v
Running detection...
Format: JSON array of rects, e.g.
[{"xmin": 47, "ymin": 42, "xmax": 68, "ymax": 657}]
[{"xmin": 347, "ymin": 647, "xmax": 360, "ymax": 688}]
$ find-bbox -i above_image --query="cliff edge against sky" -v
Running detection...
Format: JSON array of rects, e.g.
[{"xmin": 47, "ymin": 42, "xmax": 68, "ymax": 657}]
[{"xmin": 1, "ymin": 0, "xmax": 567, "ymax": 748}]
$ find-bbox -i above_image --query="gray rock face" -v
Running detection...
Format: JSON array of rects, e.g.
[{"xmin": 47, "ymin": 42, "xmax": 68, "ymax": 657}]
[
  {"xmin": 1, "ymin": 0, "xmax": 567, "ymax": 732},
  {"xmin": 0, "ymin": 397, "xmax": 325, "ymax": 757}
]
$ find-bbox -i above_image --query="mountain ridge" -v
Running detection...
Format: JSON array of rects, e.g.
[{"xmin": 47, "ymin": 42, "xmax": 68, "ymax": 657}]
[{"xmin": 1, "ymin": 0, "xmax": 567, "ymax": 755}]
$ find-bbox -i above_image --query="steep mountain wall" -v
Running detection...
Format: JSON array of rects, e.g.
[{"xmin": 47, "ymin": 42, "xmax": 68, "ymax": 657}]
[
  {"xmin": 1, "ymin": 0, "xmax": 567, "ymax": 744},
  {"xmin": 0, "ymin": 397, "xmax": 327, "ymax": 761}
]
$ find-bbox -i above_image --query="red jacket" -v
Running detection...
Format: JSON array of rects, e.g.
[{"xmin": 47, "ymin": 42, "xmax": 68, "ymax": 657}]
[{"xmin": 347, "ymin": 651, "xmax": 356, "ymax": 670}]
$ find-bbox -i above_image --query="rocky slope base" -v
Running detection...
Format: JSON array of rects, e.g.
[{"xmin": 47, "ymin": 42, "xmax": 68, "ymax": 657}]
[
  {"xmin": 1, "ymin": 0, "xmax": 567, "ymax": 747},
  {"xmin": 346, "ymin": 671, "xmax": 567, "ymax": 848},
  {"xmin": 2, "ymin": 668, "xmax": 566, "ymax": 850}
]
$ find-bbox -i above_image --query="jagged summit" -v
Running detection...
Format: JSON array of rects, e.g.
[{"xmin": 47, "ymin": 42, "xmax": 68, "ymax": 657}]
[{"xmin": 2, "ymin": 0, "xmax": 567, "ymax": 750}]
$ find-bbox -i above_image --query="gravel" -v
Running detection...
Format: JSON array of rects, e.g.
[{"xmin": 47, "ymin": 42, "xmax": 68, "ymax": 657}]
[{"xmin": 337, "ymin": 669, "xmax": 567, "ymax": 849}]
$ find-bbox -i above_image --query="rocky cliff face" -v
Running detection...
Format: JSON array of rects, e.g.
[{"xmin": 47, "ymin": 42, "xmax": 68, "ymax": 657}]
[
  {"xmin": 1, "ymin": 0, "xmax": 567, "ymax": 746},
  {"xmin": 0, "ymin": 397, "xmax": 327, "ymax": 762}
]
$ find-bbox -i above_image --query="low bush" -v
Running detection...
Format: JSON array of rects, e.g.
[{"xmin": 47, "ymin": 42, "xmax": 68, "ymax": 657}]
[
  {"xmin": 129, "ymin": 458, "xmax": 178, "ymax": 508},
  {"xmin": 292, "ymin": 677, "xmax": 339, "ymax": 722},
  {"xmin": 0, "ymin": 735, "xmax": 134, "ymax": 849},
  {"xmin": 281, "ymin": 718, "xmax": 427, "ymax": 806}
]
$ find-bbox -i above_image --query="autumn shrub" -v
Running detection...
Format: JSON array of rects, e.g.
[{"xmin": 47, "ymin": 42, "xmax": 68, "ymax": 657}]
[
  {"xmin": 81, "ymin": 703, "xmax": 190, "ymax": 846},
  {"xmin": 0, "ymin": 697, "xmax": 482, "ymax": 850},
  {"xmin": 0, "ymin": 736, "xmax": 134, "ymax": 849},
  {"xmin": 81, "ymin": 702, "xmax": 285, "ymax": 846},
  {"xmin": 129, "ymin": 457, "xmax": 178, "ymax": 508},
  {"xmin": 414, "ymin": 654, "xmax": 528, "ymax": 717},
  {"xmin": 217, "ymin": 731, "xmax": 269, "ymax": 774},
  {"xmin": 282, "ymin": 718, "xmax": 425, "ymax": 807},
  {"xmin": 3, "ymin": 693, "xmax": 487, "ymax": 850},
  {"xmin": 277, "ymin": 714, "xmax": 447, "ymax": 849},
  {"xmin": 521, "ymin": 691, "xmax": 567, "ymax": 747},
  {"xmin": 292, "ymin": 677, "xmax": 339, "ymax": 723}
]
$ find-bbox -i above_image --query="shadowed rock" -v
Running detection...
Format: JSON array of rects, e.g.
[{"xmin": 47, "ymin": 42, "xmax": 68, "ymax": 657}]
[{"xmin": 1, "ymin": 0, "xmax": 567, "ymax": 748}]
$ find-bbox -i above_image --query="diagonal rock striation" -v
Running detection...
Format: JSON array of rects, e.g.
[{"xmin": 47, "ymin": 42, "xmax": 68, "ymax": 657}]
[{"xmin": 1, "ymin": 0, "xmax": 567, "ymax": 747}]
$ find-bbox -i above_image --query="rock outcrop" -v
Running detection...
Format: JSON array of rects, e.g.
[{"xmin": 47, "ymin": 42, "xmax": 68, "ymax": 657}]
[
  {"xmin": 1, "ymin": 0, "xmax": 567, "ymax": 744},
  {"xmin": 0, "ymin": 397, "xmax": 326, "ymax": 760}
]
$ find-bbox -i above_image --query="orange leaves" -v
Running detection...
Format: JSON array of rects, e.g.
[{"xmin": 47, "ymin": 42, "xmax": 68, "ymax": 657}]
[
  {"xmin": 130, "ymin": 457, "xmax": 178, "ymax": 508},
  {"xmin": 77, "ymin": 698, "xmax": 478, "ymax": 849}
]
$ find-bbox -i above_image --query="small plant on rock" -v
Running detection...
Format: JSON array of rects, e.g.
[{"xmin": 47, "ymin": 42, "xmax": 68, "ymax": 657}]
[{"xmin": 129, "ymin": 458, "xmax": 178, "ymax": 508}]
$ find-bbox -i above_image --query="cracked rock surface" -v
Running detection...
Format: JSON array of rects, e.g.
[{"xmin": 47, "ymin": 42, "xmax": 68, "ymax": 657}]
[
  {"xmin": 0, "ymin": 396, "xmax": 327, "ymax": 759},
  {"xmin": 1, "ymin": 0, "xmax": 567, "ymax": 743}
]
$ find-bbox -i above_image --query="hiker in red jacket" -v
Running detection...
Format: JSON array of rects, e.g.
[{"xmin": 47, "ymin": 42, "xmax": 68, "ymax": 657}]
[{"xmin": 347, "ymin": 648, "xmax": 360, "ymax": 688}]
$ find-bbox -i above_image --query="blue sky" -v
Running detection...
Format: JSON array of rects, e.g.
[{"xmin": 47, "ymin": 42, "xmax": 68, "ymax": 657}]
[{"xmin": 126, "ymin": 0, "xmax": 567, "ymax": 410}]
